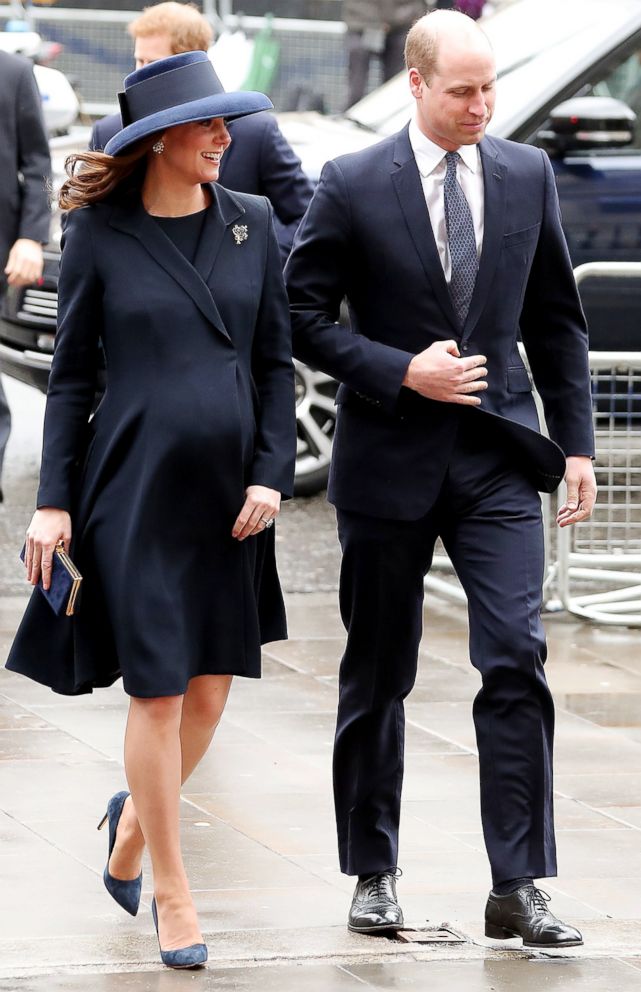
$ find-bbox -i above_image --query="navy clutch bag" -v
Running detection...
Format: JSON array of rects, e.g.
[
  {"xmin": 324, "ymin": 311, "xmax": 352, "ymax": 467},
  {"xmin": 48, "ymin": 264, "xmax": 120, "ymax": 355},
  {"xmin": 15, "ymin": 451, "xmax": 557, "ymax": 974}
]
[{"xmin": 20, "ymin": 541, "xmax": 83, "ymax": 616}]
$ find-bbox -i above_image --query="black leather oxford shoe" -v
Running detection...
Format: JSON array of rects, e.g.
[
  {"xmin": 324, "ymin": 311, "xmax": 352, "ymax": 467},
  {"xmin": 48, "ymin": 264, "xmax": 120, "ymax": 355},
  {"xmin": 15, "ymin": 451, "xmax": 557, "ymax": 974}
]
[
  {"xmin": 348, "ymin": 871, "xmax": 404, "ymax": 934},
  {"xmin": 485, "ymin": 884, "xmax": 583, "ymax": 948}
]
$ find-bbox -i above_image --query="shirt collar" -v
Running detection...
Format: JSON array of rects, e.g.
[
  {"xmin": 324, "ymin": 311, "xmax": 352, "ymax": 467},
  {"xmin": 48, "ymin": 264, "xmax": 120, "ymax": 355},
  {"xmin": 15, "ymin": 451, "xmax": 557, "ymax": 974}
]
[{"xmin": 408, "ymin": 118, "xmax": 480, "ymax": 177}]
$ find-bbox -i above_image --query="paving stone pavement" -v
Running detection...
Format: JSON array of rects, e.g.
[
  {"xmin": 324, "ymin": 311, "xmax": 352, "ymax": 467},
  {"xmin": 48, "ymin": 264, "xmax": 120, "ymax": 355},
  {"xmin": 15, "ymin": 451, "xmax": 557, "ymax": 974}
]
[
  {"xmin": 1, "ymin": 589, "xmax": 641, "ymax": 988},
  {"xmin": 1, "ymin": 377, "xmax": 641, "ymax": 988}
]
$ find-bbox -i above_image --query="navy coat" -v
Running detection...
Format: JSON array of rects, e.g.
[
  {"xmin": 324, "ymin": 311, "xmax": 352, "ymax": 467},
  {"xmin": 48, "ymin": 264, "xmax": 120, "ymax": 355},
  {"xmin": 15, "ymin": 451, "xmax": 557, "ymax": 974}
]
[
  {"xmin": 90, "ymin": 111, "xmax": 313, "ymax": 262},
  {"xmin": 285, "ymin": 126, "xmax": 595, "ymax": 521},
  {"xmin": 7, "ymin": 184, "xmax": 296, "ymax": 696}
]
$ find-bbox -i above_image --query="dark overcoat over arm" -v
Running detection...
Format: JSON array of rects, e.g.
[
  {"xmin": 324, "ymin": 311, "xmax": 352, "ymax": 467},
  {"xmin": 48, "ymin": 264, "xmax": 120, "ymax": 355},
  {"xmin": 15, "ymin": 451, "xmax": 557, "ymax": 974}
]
[
  {"xmin": 249, "ymin": 205, "xmax": 299, "ymax": 491},
  {"xmin": 518, "ymin": 152, "xmax": 594, "ymax": 457},
  {"xmin": 0, "ymin": 51, "xmax": 51, "ymax": 278},
  {"xmin": 37, "ymin": 207, "xmax": 102, "ymax": 511},
  {"xmin": 284, "ymin": 157, "xmax": 415, "ymax": 414}
]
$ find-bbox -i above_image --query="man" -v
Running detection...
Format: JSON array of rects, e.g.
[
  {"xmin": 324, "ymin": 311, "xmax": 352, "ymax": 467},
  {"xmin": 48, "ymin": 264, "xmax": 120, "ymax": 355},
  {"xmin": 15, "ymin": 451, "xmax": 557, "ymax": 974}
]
[
  {"xmin": 286, "ymin": 11, "xmax": 597, "ymax": 946},
  {"xmin": 343, "ymin": 1, "xmax": 427, "ymax": 108},
  {"xmin": 0, "ymin": 50, "xmax": 51, "ymax": 501},
  {"xmin": 89, "ymin": 1, "xmax": 313, "ymax": 263}
]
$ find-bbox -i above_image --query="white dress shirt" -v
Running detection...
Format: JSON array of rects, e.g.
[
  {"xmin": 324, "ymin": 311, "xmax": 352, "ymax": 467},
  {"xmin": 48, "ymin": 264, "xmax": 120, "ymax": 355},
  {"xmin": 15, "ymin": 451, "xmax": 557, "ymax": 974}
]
[{"xmin": 408, "ymin": 118, "xmax": 484, "ymax": 282}]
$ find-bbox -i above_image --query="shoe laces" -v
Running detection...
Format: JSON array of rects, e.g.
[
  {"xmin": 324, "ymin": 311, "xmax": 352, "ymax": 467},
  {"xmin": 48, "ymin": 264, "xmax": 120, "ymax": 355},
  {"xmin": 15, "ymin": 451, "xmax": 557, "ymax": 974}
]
[
  {"xmin": 527, "ymin": 886, "xmax": 552, "ymax": 916},
  {"xmin": 362, "ymin": 867, "xmax": 402, "ymax": 901}
]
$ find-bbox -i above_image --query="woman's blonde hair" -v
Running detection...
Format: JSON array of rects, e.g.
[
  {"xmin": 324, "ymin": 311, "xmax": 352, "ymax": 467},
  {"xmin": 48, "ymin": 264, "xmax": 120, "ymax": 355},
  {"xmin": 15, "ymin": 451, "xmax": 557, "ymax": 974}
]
[{"xmin": 58, "ymin": 136, "xmax": 157, "ymax": 210}]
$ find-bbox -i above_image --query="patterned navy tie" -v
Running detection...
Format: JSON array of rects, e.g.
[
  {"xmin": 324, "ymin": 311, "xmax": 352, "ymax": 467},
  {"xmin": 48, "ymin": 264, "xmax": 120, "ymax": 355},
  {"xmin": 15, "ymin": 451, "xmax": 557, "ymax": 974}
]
[{"xmin": 443, "ymin": 151, "xmax": 478, "ymax": 326}]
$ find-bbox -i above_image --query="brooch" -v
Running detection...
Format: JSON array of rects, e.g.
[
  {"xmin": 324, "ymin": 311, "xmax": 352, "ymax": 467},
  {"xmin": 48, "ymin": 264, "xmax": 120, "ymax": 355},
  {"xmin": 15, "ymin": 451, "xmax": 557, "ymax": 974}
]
[{"xmin": 232, "ymin": 224, "xmax": 248, "ymax": 246}]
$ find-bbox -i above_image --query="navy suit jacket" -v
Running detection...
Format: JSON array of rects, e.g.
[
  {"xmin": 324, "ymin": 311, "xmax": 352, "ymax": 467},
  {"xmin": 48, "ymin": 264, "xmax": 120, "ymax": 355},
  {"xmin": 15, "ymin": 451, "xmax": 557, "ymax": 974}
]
[
  {"xmin": 0, "ymin": 51, "xmax": 51, "ymax": 288},
  {"xmin": 90, "ymin": 111, "xmax": 313, "ymax": 263},
  {"xmin": 286, "ymin": 126, "xmax": 595, "ymax": 521}
]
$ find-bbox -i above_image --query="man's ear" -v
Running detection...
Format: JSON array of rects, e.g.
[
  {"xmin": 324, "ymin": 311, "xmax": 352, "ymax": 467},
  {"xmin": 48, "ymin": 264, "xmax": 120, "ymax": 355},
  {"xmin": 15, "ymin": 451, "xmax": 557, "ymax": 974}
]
[{"xmin": 408, "ymin": 67, "xmax": 425, "ymax": 101}]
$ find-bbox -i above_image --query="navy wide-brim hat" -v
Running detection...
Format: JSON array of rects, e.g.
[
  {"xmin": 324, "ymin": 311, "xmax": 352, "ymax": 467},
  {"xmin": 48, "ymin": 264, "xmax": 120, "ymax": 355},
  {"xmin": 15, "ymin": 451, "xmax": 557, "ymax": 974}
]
[{"xmin": 104, "ymin": 51, "xmax": 273, "ymax": 157}]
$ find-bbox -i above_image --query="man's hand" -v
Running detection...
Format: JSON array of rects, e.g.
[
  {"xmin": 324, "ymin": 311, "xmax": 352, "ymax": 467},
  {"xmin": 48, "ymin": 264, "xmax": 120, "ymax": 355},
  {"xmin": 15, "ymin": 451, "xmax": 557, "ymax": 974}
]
[
  {"xmin": 556, "ymin": 456, "xmax": 597, "ymax": 528},
  {"xmin": 4, "ymin": 239, "xmax": 44, "ymax": 287},
  {"xmin": 403, "ymin": 340, "xmax": 487, "ymax": 405}
]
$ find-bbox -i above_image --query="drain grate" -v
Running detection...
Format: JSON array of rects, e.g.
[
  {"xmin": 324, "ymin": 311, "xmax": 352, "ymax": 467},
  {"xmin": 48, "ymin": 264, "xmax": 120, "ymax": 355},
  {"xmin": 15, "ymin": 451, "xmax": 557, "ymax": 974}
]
[{"xmin": 394, "ymin": 926, "xmax": 467, "ymax": 944}]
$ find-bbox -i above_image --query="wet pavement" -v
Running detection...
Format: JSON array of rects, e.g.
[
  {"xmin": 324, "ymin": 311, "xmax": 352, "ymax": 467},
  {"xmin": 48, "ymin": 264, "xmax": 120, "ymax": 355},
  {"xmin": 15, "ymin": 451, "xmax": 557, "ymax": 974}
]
[{"xmin": 1, "ymin": 376, "xmax": 641, "ymax": 988}]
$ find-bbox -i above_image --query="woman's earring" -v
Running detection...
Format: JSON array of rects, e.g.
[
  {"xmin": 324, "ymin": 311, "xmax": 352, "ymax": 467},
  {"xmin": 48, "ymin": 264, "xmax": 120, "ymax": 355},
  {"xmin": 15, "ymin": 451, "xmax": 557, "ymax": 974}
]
[{"xmin": 152, "ymin": 139, "xmax": 165, "ymax": 155}]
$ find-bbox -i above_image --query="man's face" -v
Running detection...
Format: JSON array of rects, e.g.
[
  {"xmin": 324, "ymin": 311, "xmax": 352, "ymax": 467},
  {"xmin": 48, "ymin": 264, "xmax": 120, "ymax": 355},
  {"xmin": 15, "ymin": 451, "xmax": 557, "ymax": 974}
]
[
  {"xmin": 134, "ymin": 33, "xmax": 175, "ymax": 69},
  {"xmin": 409, "ymin": 38, "xmax": 496, "ymax": 151}
]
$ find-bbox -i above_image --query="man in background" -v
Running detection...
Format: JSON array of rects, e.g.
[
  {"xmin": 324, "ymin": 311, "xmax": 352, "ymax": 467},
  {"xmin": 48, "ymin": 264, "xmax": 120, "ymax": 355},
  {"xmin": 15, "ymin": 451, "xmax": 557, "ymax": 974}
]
[
  {"xmin": 90, "ymin": 1, "xmax": 313, "ymax": 262},
  {"xmin": 343, "ymin": 1, "xmax": 427, "ymax": 107},
  {"xmin": 0, "ymin": 50, "xmax": 51, "ymax": 502}
]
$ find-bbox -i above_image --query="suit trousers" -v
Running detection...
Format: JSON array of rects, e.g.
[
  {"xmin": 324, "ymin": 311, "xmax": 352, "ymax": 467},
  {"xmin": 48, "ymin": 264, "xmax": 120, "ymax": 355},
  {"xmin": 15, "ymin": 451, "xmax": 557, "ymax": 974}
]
[{"xmin": 333, "ymin": 414, "xmax": 557, "ymax": 884}]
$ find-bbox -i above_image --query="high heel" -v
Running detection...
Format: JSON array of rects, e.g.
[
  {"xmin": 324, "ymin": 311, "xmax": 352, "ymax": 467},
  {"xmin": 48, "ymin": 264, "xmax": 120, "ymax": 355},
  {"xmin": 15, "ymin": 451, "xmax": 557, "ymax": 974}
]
[
  {"xmin": 97, "ymin": 790, "xmax": 142, "ymax": 917},
  {"xmin": 151, "ymin": 898, "xmax": 208, "ymax": 969}
]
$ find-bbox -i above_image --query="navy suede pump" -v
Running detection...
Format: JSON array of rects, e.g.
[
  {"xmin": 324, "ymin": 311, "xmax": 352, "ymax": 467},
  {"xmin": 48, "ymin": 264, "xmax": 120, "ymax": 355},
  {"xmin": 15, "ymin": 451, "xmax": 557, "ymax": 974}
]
[
  {"xmin": 151, "ymin": 898, "xmax": 208, "ymax": 969},
  {"xmin": 97, "ymin": 790, "xmax": 142, "ymax": 916}
]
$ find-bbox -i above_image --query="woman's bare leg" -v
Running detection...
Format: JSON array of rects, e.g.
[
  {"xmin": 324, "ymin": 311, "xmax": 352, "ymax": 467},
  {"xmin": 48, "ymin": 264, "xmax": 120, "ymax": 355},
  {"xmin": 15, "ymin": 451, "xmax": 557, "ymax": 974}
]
[
  {"xmin": 123, "ymin": 694, "xmax": 200, "ymax": 950},
  {"xmin": 179, "ymin": 674, "xmax": 233, "ymax": 781},
  {"xmin": 107, "ymin": 676, "xmax": 233, "ymax": 896}
]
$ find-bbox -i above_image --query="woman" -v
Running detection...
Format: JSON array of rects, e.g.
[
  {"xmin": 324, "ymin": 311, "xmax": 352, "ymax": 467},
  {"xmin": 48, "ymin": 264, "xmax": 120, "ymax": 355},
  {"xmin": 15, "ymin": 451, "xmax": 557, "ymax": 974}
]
[{"xmin": 6, "ymin": 52, "xmax": 296, "ymax": 968}]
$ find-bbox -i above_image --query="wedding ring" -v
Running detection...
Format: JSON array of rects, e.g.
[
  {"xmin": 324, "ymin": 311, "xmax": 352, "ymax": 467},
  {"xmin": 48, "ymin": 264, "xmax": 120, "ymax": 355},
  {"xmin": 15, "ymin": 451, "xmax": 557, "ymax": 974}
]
[{"xmin": 261, "ymin": 518, "xmax": 274, "ymax": 529}]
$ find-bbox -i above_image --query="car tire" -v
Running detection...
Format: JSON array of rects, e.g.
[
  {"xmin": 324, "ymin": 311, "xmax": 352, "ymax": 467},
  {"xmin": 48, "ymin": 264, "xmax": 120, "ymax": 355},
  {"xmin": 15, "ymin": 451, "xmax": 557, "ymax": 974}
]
[{"xmin": 293, "ymin": 360, "xmax": 337, "ymax": 497}]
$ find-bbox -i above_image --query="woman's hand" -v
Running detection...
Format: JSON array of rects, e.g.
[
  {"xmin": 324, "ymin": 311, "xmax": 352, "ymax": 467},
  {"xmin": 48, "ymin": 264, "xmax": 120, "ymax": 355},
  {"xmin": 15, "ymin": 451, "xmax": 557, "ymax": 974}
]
[
  {"xmin": 232, "ymin": 485, "xmax": 281, "ymax": 541},
  {"xmin": 25, "ymin": 508, "xmax": 72, "ymax": 590}
]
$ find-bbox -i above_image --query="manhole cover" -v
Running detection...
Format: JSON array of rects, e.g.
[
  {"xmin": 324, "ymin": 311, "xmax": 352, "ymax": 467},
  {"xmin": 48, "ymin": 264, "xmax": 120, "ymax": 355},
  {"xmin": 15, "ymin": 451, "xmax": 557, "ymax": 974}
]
[{"xmin": 395, "ymin": 926, "xmax": 467, "ymax": 944}]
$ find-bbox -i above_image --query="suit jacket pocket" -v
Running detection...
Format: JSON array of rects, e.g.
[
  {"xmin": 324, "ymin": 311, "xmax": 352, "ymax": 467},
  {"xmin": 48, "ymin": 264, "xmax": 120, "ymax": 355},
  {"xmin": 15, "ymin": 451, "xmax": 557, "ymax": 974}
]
[
  {"xmin": 503, "ymin": 223, "xmax": 540, "ymax": 248},
  {"xmin": 335, "ymin": 383, "xmax": 383, "ymax": 410},
  {"xmin": 507, "ymin": 366, "xmax": 533, "ymax": 393}
]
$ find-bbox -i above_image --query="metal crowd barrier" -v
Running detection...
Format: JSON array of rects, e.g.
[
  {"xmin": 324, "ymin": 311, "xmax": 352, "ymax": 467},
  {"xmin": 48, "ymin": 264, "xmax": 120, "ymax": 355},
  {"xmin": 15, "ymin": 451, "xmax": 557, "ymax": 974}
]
[
  {"xmin": 425, "ymin": 262, "xmax": 641, "ymax": 628},
  {"xmin": 553, "ymin": 262, "xmax": 641, "ymax": 626},
  {"xmin": 0, "ymin": 5, "xmax": 352, "ymax": 115}
]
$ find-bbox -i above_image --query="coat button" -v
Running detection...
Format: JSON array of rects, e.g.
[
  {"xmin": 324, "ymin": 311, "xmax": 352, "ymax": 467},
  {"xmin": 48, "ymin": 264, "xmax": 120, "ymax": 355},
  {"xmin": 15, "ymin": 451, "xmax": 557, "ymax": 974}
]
[{"xmin": 462, "ymin": 345, "xmax": 468, "ymax": 352}]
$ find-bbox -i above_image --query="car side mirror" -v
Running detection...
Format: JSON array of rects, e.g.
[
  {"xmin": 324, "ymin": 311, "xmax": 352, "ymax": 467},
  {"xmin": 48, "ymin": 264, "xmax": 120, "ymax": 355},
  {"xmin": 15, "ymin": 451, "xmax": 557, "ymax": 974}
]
[{"xmin": 536, "ymin": 96, "xmax": 636, "ymax": 155}]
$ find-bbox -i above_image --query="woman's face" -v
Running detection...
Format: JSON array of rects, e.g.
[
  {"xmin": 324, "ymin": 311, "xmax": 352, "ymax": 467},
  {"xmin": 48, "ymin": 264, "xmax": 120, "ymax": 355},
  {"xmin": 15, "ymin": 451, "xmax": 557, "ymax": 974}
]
[{"xmin": 157, "ymin": 118, "xmax": 232, "ymax": 185}]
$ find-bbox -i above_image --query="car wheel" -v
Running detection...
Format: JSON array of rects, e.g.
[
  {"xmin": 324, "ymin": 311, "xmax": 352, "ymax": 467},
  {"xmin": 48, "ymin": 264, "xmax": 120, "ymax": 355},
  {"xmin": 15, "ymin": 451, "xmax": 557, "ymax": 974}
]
[{"xmin": 294, "ymin": 360, "xmax": 337, "ymax": 496}]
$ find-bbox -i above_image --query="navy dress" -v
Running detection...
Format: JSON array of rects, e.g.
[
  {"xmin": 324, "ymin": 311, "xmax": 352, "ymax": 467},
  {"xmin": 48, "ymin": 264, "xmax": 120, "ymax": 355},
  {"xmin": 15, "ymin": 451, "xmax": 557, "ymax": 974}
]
[{"xmin": 6, "ymin": 183, "xmax": 296, "ymax": 697}]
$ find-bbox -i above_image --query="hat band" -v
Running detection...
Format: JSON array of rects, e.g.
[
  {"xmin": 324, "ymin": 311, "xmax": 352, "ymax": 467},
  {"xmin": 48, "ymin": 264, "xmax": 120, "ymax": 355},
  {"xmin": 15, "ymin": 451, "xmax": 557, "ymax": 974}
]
[{"xmin": 122, "ymin": 60, "xmax": 224, "ymax": 125}]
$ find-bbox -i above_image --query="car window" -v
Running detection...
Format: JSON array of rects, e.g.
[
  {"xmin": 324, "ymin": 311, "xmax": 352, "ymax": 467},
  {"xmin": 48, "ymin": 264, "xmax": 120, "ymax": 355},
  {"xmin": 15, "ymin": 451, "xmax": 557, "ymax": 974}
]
[
  {"xmin": 588, "ymin": 50, "xmax": 641, "ymax": 148},
  {"xmin": 524, "ymin": 39, "xmax": 641, "ymax": 153},
  {"xmin": 591, "ymin": 50, "xmax": 641, "ymax": 100}
]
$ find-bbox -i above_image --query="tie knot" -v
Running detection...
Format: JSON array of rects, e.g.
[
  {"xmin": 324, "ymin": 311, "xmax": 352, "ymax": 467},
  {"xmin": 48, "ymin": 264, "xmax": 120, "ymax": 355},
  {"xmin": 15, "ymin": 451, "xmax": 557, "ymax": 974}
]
[{"xmin": 445, "ymin": 151, "xmax": 461, "ymax": 173}]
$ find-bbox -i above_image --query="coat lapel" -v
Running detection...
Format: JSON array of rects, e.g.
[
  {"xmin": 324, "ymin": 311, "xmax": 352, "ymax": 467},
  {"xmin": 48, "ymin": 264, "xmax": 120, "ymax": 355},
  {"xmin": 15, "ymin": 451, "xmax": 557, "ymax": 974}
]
[
  {"xmin": 391, "ymin": 126, "xmax": 460, "ymax": 335},
  {"xmin": 461, "ymin": 137, "xmax": 507, "ymax": 344},
  {"xmin": 193, "ymin": 183, "xmax": 246, "ymax": 285},
  {"xmin": 108, "ymin": 185, "xmax": 246, "ymax": 341}
]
